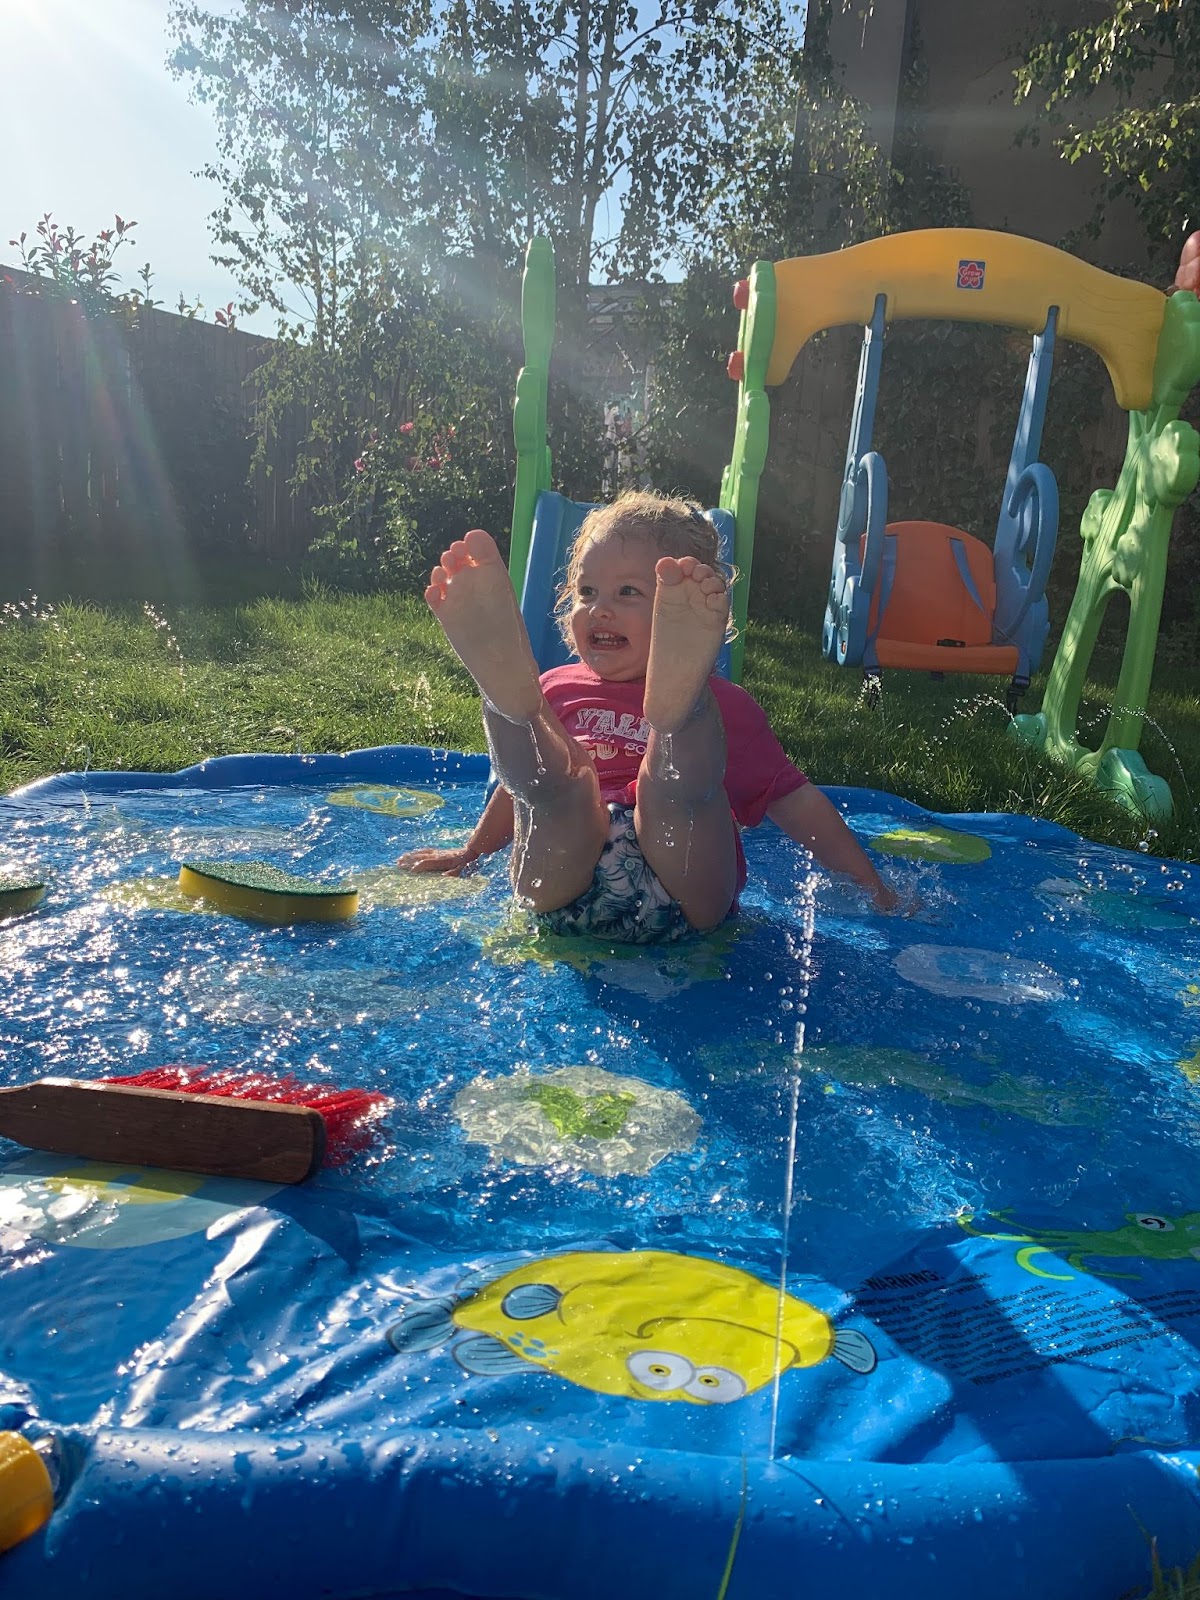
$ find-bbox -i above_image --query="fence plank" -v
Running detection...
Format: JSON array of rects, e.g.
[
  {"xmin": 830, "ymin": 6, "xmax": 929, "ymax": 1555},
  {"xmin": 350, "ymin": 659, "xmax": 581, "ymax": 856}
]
[{"xmin": 0, "ymin": 274, "xmax": 320, "ymax": 580}]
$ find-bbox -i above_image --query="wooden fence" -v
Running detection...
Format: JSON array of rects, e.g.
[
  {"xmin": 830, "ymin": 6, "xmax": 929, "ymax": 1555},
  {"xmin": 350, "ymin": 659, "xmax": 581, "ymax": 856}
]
[{"xmin": 0, "ymin": 276, "xmax": 316, "ymax": 594}]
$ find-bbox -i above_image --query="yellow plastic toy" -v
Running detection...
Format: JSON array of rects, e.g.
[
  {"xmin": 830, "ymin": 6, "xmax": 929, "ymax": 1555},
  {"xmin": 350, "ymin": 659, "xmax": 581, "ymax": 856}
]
[
  {"xmin": 177, "ymin": 860, "xmax": 359, "ymax": 924},
  {"xmin": 0, "ymin": 1432, "xmax": 54, "ymax": 1554}
]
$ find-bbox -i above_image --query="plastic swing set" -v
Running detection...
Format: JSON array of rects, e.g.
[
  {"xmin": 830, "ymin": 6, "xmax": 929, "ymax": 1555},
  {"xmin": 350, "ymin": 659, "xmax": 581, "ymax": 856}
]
[
  {"xmin": 509, "ymin": 229, "xmax": 1200, "ymax": 821},
  {"xmin": 508, "ymin": 237, "xmax": 736, "ymax": 684}
]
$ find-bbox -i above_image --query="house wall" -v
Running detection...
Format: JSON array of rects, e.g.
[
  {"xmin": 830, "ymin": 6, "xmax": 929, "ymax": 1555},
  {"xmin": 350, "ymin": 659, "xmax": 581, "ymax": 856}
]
[{"xmin": 829, "ymin": 0, "xmax": 1154, "ymax": 275}]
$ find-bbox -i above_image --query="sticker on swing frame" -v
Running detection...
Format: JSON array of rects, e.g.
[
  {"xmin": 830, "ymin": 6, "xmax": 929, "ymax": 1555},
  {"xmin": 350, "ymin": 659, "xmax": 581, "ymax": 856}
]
[{"xmin": 956, "ymin": 260, "xmax": 986, "ymax": 291}]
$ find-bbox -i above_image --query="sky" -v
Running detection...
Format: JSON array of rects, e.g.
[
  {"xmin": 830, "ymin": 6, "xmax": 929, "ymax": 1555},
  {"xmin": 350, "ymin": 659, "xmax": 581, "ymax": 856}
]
[
  {"xmin": 0, "ymin": 0, "xmax": 807, "ymax": 336},
  {"xmin": 0, "ymin": 0, "xmax": 278, "ymax": 333}
]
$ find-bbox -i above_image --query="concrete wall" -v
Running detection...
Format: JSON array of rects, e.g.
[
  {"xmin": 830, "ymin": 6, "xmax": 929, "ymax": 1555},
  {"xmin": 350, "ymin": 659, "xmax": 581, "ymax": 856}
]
[{"xmin": 828, "ymin": 0, "xmax": 914, "ymax": 162}]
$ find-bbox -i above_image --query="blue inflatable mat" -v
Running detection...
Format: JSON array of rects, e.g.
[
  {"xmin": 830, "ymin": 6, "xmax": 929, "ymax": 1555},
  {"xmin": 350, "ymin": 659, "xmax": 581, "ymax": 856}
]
[{"xmin": 2, "ymin": 745, "xmax": 1200, "ymax": 1598}]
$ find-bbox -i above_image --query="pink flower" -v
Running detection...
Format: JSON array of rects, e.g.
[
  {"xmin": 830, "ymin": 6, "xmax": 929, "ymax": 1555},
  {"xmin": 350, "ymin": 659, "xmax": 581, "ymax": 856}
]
[
  {"xmin": 399, "ymin": 421, "xmax": 415, "ymax": 434},
  {"xmin": 354, "ymin": 457, "xmax": 366, "ymax": 473}
]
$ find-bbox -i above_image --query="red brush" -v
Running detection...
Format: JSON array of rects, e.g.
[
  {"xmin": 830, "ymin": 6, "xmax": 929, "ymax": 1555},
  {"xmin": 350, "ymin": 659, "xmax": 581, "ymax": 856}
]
[
  {"xmin": 104, "ymin": 1065, "xmax": 391, "ymax": 1166},
  {"xmin": 0, "ymin": 1069, "xmax": 391, "ymax": 1184}
]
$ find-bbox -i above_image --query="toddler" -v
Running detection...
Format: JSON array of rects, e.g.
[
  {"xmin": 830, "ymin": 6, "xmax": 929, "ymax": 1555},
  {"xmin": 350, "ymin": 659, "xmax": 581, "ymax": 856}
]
[{"xmin": 399, "ymin": 492, "xmax": 897, "ymax": 939}]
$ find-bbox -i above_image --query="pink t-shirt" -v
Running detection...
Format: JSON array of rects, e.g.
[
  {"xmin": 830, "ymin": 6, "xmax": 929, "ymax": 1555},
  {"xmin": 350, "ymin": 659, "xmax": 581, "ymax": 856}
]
[{"xmin": 540, "ymin": 664, "xmax": 808, "ymax": 827}]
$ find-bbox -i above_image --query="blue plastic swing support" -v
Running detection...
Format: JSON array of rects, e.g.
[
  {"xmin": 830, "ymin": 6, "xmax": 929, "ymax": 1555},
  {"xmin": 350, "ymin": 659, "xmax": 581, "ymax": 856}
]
[
  {"xmin": 992, "ymin": 308, "xmax": 1060, "ymax": 676},
  {"xmin": 822, "ymin": 295, "xmax": 889, "ymax": 666},
  {"xmin": 821, "ymin": 299, "xmax": 1060, "ymax": 678},
  {"xmin": 519, "ymin": 490, "xmax": 735, "ymax": 679}
]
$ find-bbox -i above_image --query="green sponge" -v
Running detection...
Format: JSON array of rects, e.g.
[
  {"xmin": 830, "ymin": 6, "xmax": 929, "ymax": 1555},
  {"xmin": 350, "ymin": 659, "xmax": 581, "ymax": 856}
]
[
  {"xmin": 177, "ymin": 860, "xmax": 358, "ymax": 924},
  {"xmin": 0, "ymin": 877, "xmax": 47, "ymax": 919}
]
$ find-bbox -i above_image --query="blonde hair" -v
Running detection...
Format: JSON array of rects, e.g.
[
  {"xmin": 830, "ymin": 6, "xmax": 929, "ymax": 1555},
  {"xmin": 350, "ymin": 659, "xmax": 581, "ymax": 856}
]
[{"xmin": 555, "ymin": 491, "xmax": 735, "ymax": 647}]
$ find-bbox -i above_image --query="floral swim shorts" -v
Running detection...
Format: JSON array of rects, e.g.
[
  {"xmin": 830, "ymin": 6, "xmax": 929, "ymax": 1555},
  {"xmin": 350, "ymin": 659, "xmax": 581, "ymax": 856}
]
[{"xmin": 535, "ymin": 805, "xmax": 694, "ymax": 945}]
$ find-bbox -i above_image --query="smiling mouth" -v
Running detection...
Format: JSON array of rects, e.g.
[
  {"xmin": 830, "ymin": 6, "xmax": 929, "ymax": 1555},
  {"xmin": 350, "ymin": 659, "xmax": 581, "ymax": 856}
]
[{"xmin": 589, "ymin": 631, "xmax": 628, "ymax": 650}]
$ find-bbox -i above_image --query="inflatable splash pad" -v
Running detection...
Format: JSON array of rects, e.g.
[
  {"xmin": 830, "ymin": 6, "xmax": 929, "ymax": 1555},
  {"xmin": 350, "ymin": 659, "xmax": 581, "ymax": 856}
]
[{"xmin": 2, "ymin": 744, "xmax": 1200, "ymax": 1598}]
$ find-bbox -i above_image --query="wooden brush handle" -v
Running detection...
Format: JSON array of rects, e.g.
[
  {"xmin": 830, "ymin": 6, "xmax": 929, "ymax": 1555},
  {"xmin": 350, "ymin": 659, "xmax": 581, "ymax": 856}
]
[{"xmin": 0, "ymin": 1080, "xmax": 326, "ymax": 1185}]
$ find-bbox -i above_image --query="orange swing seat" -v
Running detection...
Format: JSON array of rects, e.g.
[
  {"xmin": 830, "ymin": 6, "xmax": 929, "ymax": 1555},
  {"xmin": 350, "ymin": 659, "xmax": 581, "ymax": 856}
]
[{"xmin": 863, "ymin": 520, "xmax": 1020, "ymax": 675}]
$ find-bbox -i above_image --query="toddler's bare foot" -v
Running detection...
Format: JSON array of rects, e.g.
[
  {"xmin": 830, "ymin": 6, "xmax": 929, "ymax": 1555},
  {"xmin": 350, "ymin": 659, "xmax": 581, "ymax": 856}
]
[
  {"xmin": 425, "ymin": 528, "xmax": 543, "ymax": 721},
  {"xmin": 643, "ymin": 556, "xmax": 729, "ymax": 733}
]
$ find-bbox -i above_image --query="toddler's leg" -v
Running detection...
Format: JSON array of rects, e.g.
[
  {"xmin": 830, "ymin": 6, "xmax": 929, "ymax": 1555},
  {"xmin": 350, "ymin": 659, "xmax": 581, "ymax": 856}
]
[
  {"xmin": 425, "ymin": 529, "xmax": 607, "ymax": 910},
  {"xmin": 635, "ymin": 557, "xmax": 739, "ymax": 931}
]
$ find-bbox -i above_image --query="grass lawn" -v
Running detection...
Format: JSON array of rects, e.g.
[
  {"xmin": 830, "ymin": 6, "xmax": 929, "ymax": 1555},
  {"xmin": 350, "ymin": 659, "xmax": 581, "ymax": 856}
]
[{"xmin": 2, "ymin": 590, "xmax": 1199, "ymax": 862}]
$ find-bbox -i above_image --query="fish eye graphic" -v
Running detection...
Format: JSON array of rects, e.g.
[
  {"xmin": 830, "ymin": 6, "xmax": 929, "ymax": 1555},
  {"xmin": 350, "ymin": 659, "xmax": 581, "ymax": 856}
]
[
  {"xmin": 626, "ymin": 1350, "xmax": 693, "ymax": 1391},
  {"xmin": 683, "ymin": 1366, "xmax": 747, "ymax": 1404},
  {"xmin": 1133, "ymin": 1214, "xmax": 1174, "ymax": 1232}
]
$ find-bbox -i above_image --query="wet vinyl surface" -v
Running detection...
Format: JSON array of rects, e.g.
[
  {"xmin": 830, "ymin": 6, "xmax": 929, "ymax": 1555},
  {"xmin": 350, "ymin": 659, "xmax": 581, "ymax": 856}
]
[{"xmin": 2, "ymin": 761, "xmax": 1200, "ymax": 1557}]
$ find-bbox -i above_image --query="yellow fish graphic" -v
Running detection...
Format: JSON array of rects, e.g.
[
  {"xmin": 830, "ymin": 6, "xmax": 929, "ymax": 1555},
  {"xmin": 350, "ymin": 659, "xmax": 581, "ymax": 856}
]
[{"xmin": 387, "ymin": 1249, "xmax": 875, "ymax": 1403}]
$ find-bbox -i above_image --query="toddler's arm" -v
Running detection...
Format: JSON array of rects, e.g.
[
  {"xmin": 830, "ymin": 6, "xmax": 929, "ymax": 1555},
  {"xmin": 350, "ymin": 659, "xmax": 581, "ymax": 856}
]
[
  {"xmin": 397, "ymin": 785, "xmax": 515, "ymax": 876},
  {"xmin": 766, "ymin": 783, "xmax": 898, "ymax": 912}
]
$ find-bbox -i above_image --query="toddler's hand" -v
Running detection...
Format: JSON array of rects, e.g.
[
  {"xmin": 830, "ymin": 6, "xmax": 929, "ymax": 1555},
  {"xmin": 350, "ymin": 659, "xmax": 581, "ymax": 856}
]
[
  {"xmin": 874, "ymin": 881, "xmax": 924, "ymax": 917},
  {"xmin": 873, "ymin": 882, "xmax": 901, "ymax": 913},
  {"xmin": 396, "ymin": 846, "xmax": 478, "ymax": 877}
]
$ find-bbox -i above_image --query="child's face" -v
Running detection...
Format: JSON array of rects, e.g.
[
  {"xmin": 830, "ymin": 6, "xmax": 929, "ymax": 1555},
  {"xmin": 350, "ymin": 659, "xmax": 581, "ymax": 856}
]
[{"xmin": 568, "ymin": 530, "xmax": 659, "ymax": 681}]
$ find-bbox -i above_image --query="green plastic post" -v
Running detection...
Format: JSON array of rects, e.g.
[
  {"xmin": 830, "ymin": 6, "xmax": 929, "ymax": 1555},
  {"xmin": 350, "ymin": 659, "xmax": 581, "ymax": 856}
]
[
  {"xmin": 719, "ymin": 261, "xmax": 777, "ymax": 683},
  {"xmin": 1010, "ymin": 289, "xmax": 1200, "ymax": 819},
  {"xmin": 509, "ymin": 236, "xmax": 556, "ymax": 596}
]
